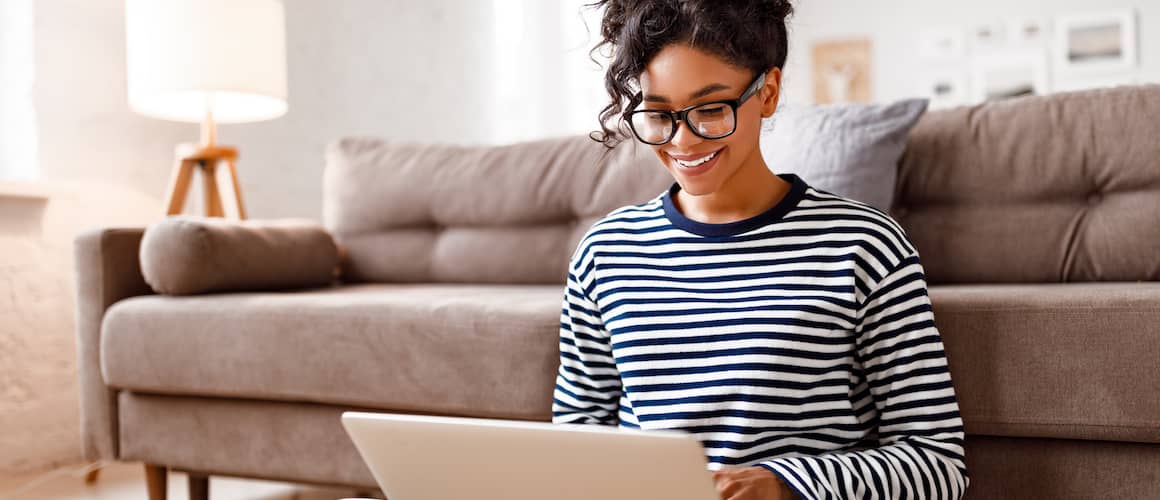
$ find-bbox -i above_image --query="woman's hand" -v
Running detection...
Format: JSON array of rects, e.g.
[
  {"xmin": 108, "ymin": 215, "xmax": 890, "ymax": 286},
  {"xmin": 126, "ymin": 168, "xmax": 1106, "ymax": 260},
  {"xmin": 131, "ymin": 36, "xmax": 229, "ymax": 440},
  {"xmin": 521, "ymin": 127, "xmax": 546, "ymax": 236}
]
[{"xmin": 711, "ymin": 466, "xmax": 798, "ymax": 500}]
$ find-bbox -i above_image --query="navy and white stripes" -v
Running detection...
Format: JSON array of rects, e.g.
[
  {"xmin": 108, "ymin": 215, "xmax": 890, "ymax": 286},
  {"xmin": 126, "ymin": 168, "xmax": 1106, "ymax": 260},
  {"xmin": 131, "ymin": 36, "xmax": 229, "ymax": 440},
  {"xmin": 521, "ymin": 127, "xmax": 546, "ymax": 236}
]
[{"xmin": 553, "ymin": 173, "xmax": 968, "ymax": 499}]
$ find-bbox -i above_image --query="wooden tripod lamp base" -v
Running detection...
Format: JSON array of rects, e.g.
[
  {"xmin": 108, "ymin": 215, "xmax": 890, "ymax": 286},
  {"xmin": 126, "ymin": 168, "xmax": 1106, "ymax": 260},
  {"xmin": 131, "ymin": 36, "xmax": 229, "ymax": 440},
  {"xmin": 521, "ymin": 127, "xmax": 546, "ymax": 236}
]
[{"xmin": 163, "ymin": 143, "xmax": 247, "ymax": 219}]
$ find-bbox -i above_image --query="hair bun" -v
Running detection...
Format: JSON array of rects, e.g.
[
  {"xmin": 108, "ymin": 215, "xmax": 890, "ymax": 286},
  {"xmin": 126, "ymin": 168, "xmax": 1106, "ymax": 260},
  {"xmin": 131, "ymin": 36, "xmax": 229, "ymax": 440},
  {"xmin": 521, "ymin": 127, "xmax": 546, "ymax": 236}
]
[
  {"xmin": 763, "ymin": 0, "xmax": 793, "ymax": 20},
  {"xmin": 590, "ymin": 0, "xmax": 632, "ymax": 44}
]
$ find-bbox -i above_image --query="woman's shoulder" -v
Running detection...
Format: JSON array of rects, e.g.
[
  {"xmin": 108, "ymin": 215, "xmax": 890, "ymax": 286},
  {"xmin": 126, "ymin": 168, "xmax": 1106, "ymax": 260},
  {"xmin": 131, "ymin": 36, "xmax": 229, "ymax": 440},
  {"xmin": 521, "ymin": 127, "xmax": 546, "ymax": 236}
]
[
  {"xmin": 568, "ymin": 193, "xmax": 668, "ymax": 267},
  {"xmin": 795, "ymin": 185, "xmax": 918, "ymax": 261}
]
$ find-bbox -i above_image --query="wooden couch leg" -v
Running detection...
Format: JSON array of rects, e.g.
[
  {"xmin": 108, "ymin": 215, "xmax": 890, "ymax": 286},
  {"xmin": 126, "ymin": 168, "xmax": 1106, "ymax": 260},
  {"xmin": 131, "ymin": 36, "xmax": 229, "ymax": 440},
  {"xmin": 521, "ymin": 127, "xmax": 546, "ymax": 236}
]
[
  {"xmin": 189, "ymin": 473, "xmax": 210, "ymax": 500},
  {"xmin": 144, "ymin": 463, "xmax": 167, "ymax": 500},
  {"xmin": 84, "ymin": 464, "xmax": 102, "ymax": 484}
]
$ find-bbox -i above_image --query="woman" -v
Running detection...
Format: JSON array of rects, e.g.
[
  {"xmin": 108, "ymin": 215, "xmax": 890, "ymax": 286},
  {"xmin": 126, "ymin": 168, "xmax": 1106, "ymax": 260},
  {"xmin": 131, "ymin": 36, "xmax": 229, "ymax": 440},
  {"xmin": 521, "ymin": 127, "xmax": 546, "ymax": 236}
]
[{"xmin": 552, "ymin": 1, "xmax": 969, "ymax": 499}]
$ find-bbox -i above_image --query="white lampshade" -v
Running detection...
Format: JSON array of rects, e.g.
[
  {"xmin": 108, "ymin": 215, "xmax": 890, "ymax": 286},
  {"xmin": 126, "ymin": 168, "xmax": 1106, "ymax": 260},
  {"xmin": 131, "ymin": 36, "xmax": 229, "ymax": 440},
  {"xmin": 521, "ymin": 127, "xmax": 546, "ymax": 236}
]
[{"xmin": 125, "ymin": 0, "xmax": 287, "ymax": 124}]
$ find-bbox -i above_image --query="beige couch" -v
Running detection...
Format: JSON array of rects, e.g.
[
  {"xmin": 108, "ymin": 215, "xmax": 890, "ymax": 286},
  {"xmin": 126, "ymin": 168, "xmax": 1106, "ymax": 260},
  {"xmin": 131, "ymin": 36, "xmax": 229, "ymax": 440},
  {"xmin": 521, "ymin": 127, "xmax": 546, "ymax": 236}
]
[{"xmin": 75, "ymin": 85, "xmax": 1160, "ymax": 499}]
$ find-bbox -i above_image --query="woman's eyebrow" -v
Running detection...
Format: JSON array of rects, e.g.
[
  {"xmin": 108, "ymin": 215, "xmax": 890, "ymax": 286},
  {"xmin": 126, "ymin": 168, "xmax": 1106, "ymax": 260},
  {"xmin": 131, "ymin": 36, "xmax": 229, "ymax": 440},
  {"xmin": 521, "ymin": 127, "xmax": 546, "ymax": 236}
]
[{"xmin": 643, "ymin": 82, "xmax": 731, "ymax": 103}]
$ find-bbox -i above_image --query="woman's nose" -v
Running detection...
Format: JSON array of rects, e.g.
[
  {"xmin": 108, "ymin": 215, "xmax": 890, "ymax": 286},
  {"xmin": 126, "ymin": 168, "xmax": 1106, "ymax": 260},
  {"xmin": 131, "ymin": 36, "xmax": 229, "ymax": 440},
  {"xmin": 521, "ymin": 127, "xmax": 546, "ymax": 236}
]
[{"xmin": 668, "ymin": 119, "xmax": 703, "ymax": 149}]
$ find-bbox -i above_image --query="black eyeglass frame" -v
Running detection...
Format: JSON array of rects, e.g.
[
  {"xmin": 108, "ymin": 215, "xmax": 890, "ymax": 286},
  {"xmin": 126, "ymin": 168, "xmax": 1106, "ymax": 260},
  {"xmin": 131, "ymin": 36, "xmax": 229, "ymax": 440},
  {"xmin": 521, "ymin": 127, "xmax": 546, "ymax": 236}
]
[{"xmin": 623, "ymin": 70, "xmax": 767, "ymax": 145}]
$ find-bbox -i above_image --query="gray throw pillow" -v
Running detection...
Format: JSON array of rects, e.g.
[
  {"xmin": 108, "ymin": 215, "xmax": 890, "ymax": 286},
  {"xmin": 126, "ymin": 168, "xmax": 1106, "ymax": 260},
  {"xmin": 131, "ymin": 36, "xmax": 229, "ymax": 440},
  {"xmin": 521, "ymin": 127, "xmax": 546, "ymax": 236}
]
[{"xmin": 759, "ymin": 98, "xmax": 929, "ymax": 211}]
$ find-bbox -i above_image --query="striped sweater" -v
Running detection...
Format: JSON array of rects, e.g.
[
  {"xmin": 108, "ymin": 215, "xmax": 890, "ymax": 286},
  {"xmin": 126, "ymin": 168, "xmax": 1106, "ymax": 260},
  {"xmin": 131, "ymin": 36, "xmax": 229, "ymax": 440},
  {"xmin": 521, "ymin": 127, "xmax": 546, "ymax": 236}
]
[{"xmin": 552, "ymin": 172, "xmax": 968, "ymax": 499}]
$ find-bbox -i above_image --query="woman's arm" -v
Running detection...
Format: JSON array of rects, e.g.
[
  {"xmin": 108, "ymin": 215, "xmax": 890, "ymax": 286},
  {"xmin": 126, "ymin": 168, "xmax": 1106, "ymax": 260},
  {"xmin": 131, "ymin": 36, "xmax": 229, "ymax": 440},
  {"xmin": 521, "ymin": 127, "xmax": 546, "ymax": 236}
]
[
  {"xmin": 552, "ymin": 266, "xmax": 624, "ymax": 426},
  {"xmin": 758, "ymin": 251, "xmax": 969, "ymax": 500}
]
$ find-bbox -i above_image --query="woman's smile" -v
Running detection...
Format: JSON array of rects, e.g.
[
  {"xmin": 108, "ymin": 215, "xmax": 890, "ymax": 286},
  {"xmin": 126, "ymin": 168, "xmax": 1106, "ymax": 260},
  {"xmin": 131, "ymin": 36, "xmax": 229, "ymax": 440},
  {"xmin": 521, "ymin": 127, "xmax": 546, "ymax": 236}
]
[{"xmin": 668, "ymin": 146, "xmax": 725, "ymax": 176}]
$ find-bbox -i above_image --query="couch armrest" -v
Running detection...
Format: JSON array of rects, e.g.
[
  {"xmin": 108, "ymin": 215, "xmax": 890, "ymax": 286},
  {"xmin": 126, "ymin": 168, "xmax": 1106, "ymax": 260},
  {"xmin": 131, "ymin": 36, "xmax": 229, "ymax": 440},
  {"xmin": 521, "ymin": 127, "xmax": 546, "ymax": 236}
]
[{"xmin": 73, "ymin": 227, "xmax": 155, "ymax": 460}]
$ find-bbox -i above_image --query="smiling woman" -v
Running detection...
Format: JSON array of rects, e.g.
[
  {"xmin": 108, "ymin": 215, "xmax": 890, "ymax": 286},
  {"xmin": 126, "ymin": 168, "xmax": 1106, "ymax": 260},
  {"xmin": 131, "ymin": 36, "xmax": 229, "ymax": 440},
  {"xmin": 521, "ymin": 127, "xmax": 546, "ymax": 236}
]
[{"xmin": 553, "ymin": 2, "xmax": 969, "ymax": 500}]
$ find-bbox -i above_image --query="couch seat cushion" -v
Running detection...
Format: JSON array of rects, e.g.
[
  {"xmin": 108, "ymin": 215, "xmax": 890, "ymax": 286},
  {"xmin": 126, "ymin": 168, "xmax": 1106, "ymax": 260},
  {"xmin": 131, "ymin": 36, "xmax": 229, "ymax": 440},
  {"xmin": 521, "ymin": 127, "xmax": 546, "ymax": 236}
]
[
  {"xmin": 101, "ymin": 283, "xmax": 564, "ymax": 420},
  {"xmin": 102, "ymin": 280, "xmax": 1160, "ymax": 443},
  {"xmin": 932, "ymin": 281, "xmax": 1160, "ymax": 443}
]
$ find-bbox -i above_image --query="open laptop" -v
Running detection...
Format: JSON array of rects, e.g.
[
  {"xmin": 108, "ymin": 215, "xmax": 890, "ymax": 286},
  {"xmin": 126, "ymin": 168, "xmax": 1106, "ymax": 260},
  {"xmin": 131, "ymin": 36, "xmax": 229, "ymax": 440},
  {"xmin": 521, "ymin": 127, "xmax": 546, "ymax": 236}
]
[{"xmin": 341, "ymin": 411, "xmax": 722, "ymax": 500}]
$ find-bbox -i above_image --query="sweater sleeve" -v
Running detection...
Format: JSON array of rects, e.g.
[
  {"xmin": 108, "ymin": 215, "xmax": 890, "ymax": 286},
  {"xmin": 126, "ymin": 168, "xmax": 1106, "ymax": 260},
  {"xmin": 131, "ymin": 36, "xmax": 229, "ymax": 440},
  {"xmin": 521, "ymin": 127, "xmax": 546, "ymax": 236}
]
[
  {"xmin": 551, "ymin": 265, "xmax": 623, "ymax": 426},
  {"xmin": 758, "ymin": 251, "xmax": 969, "ymax": 499}
]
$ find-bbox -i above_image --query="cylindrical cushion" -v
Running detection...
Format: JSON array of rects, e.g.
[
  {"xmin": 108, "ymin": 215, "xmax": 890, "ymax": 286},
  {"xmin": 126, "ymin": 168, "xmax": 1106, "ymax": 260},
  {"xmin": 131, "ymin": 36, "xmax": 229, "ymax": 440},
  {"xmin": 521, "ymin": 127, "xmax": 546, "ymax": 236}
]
[{"xmin": 140, "ymin": 216, "xmax": 338, "ymax": 295}]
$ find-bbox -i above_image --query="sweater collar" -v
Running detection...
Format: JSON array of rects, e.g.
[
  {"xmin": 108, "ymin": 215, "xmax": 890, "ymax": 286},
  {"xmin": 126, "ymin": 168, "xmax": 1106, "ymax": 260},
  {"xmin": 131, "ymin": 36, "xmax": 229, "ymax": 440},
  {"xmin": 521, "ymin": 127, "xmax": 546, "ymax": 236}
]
[{"xmin": 661, "ymin": 172, "xmax": 808, "ymax": 237}]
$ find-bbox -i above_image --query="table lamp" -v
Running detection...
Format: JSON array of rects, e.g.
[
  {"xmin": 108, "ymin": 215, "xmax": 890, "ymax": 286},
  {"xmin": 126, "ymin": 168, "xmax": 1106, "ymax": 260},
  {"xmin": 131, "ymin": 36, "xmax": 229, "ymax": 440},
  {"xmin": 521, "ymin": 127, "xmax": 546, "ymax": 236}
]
[{"xmin": 125, "ymin": 0, "xmax": 287, "ymax": 219}]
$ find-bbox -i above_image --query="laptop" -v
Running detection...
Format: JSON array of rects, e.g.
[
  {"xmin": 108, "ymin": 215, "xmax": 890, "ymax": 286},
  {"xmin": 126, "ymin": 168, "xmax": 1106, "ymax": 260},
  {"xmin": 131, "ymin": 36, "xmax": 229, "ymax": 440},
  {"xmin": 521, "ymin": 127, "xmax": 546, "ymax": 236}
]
[{"xmin": 341, "ymin": 411, "xmax": 722, "ymax": 500}]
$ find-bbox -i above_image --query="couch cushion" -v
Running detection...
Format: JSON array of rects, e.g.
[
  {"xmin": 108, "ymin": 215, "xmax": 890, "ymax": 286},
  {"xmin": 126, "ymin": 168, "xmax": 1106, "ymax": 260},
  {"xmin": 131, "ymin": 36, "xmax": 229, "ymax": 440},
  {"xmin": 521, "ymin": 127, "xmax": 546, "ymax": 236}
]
[
  {"xmin": 932, "ymin": 281, "xmax": 1160, "ymax": 443},
  {"xmin": 894, "ymin": 85, "xmax": 1160, "ymax": 284},
  {"xmin": 139, "ymin": 216, "xmax": 339, "ymax": 295},
  {"xmin": 323, "ymin": 136, "xmax": 671, "ymax": 284},
  {"xmin": 101, "ymin": 283, "xmax": 564, "ymax": 421},
  {"xmin": 759, "ymin": 98, "xmax": 929, "ymax": 212},
  {"xmin": 102, "ymin": 281, "xmax": 1160, "ymax": 444}
]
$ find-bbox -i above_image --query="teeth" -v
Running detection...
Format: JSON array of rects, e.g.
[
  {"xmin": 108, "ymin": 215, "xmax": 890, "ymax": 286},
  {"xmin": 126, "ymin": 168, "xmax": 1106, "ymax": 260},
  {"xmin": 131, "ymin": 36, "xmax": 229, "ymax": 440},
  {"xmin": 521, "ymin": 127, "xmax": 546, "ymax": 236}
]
[{"xmin": 675, "ymin": 150, "xmax": 718, "ymax": 168}]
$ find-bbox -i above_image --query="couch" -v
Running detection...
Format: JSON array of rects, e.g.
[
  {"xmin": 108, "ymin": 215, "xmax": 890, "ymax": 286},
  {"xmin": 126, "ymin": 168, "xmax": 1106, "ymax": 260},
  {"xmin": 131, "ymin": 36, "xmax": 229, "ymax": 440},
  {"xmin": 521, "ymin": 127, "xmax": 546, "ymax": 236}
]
[{"xmin": 74, "ymin": 85, "xmax": 1160, "ymax": 499}]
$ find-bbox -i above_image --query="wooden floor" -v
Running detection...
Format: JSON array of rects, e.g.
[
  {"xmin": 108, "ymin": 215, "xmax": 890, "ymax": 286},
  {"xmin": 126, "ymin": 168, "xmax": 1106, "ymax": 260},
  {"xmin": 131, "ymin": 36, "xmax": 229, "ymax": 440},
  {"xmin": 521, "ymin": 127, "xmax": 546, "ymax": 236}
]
[{"xmin": 0, "ymin": 462, "xmax": 381, "ymax": 500}]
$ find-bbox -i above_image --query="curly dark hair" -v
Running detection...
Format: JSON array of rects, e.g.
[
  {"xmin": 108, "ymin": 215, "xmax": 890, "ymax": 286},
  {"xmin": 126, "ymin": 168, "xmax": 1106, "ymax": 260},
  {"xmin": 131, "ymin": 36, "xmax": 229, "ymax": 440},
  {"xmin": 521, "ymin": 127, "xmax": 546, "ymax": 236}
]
[{"xmin": 585, "ymin": 0, "xmax": 793, "ymax": 149}]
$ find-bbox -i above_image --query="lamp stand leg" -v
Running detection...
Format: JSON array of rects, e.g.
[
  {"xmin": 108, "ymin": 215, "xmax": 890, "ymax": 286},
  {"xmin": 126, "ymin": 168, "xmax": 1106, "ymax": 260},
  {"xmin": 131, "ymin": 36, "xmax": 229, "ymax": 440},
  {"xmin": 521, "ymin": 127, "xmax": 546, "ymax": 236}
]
[
  {"xmin": 165, "ymin": 143, "xmax": 244, "ymax": 219},
  {"xmin": 201, "ymin": 161, "xmax": 224, "ymax": 217},
  {"xmin": 164, "ymin": 158, "xmax": 196, "ymax": 216},
  {"xmin": 223, "ymin": 157, "xmax": 247, "ymax": 219}
]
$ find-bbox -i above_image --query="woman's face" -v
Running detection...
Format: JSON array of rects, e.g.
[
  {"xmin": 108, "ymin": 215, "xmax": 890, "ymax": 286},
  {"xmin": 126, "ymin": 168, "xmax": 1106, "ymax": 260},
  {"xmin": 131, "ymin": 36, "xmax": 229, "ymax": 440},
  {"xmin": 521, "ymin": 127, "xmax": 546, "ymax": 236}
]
[{"xmin": 636, "ymin": 44, "xmax": 780, "ymax": 197}]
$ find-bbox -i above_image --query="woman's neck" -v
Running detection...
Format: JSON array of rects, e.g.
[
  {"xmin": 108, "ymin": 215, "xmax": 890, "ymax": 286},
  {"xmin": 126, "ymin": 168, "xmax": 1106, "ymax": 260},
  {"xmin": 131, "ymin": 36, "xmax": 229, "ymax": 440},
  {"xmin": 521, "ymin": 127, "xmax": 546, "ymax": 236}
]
[{"xmin": 674, "ymin": 154, "xmax": 791, "ymax": 224}]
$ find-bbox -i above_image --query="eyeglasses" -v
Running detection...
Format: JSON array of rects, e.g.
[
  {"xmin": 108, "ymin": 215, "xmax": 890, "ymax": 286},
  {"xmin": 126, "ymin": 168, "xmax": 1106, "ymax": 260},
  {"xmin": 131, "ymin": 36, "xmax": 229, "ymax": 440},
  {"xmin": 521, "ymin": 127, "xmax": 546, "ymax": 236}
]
[{"xmin": 623, "ymin": 71, "xmax": 766, "ymax": 146}]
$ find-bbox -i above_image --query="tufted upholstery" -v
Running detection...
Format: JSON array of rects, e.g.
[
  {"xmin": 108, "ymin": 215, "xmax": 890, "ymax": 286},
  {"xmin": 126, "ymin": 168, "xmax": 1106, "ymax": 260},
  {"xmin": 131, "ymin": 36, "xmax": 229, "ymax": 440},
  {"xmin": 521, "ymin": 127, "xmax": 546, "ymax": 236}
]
[
  {"xmin": 893, "ymin": 85, "xmax": 1160, "ymax": 284},
  {"xmin": 325, "ymin": 85, "xmax": 1160, "ymax": 286},
  {"xmin": 323, "ymin": 135, "xmax": 671, "ymax": 284}
]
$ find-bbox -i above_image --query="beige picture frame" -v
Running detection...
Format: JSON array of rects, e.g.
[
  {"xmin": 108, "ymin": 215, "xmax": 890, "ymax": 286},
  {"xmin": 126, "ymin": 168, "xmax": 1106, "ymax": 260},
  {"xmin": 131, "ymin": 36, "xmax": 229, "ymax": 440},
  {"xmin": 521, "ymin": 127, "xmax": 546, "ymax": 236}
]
[{"xmin": 811, "ymin": 38, "xmax": 873, "ymax": 104}]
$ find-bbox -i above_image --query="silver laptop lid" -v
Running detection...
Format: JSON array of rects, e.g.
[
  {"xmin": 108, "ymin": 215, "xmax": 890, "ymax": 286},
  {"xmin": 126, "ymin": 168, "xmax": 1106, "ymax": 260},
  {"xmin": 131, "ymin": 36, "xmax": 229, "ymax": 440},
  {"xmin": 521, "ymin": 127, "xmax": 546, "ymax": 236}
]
[{"xmin": 341, "ymin": 411, "xmax": 721, "ymax": 500}]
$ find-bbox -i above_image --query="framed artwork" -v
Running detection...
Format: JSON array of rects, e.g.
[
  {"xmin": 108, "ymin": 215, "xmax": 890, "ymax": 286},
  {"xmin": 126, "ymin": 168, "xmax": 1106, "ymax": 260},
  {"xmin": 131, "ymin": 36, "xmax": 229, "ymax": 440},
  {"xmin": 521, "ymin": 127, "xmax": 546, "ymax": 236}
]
[
  {"xmin": 918, "ymin": 71, "xmax": 969, "ymax": 110},
  {"xmin": 918, "ymin": 27, "xmax": 966, "ymax": 61},
  {"xmin": 1055, "ymin": 9, "xmax": 1137, "ymax": 72},
  {"xmin": 970, "ymin": 21, "xmax": 1006, "ymax": 52},
  {"xmin": 971, "ymin": 50, "xmax": 1050, "ymax": 102},
  {"xmin": 1008, "ymin": 17, "xmax": 1050, "ymax": 46},
  {"xmin": 811, "ymin": 38, "xmax": 873, "ymax": 104}
]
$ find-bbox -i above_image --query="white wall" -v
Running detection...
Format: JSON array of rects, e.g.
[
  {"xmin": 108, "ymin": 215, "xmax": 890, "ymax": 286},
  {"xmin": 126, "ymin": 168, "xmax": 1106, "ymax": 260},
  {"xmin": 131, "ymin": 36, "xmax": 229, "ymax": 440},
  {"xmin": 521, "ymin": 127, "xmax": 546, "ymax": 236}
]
[
  {"xmin": 780, "ymin": 0, "xmax": 1160, "ymax": 105},
  {"xmin": 489, "ymin": 0, "xmax": 607, "ymax": 144},
  {"xmin": 212, "ymin": 0, "xmax": 498, "ymax": 219},
  {"xmin": 1, "ymin": 0, "xmax": 500, "ymax": 473},
  {"xmin": 0, "ymin": 0, "xmax": 38, "ymax": 181},
  {"xmin": 0, "ymin": 0, "xmax": 178, "ymax": 474}
]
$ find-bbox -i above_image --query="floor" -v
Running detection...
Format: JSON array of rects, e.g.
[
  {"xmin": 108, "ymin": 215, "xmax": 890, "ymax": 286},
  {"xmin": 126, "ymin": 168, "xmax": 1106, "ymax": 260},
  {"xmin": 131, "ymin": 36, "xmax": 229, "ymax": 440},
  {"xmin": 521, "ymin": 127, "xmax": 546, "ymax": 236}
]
[{"xmin": 0, "ymin": 462, "xmax": 383, "ymax": 500}]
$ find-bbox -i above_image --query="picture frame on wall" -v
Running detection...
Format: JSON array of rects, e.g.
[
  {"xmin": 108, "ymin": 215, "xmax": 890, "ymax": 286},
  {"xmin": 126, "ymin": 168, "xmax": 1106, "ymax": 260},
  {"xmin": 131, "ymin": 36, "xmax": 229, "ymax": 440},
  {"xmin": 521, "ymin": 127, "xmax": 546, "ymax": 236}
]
[
  {"xmin": 1055, "ymin": 9, "xmax": 1137, "ymax": 72},
  {"xmin": 811, "ymin": 38, "xmax": 873, "ymax": 104},
  {"xmin": 970, "ymin": 20, "xmax": 1006, "ymax": 52},
  {"xmin": 971, "ymin": 50, "xmax": 1050, "ymax": 103},
  {"xmin": 1008, "ymin": 17, "xmax": 1050, "ymax": 46},
  {"xmin": 917, "ymin": 71, "xmax": 969, "ymax": 110},
  {"xmin": 918, "ymin": 26, "xmax": 966, "ymax": 61}
]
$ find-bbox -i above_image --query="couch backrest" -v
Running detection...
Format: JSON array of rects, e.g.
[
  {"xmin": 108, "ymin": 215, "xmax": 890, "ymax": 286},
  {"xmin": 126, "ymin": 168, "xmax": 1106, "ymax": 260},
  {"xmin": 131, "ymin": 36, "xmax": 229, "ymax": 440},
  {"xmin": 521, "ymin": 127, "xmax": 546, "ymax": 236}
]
[
  {"xmin": 324, "ymin": 135, "xmax": 670, "ymax": 284},
  {"xmin": 892, "ymin": 84, "xmax": 1160, "ymax": 284},
  {"xmin": 326, "ymin": 86, "xmax": 1160, "ymax": 286}
]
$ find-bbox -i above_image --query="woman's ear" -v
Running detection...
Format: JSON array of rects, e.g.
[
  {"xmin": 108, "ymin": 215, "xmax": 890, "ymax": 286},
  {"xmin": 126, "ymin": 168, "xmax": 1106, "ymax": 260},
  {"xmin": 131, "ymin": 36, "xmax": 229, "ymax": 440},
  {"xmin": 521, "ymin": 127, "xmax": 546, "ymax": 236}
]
[{"xmin": 760, "ymin": 68, "xmax": 783, "ymax": 119}]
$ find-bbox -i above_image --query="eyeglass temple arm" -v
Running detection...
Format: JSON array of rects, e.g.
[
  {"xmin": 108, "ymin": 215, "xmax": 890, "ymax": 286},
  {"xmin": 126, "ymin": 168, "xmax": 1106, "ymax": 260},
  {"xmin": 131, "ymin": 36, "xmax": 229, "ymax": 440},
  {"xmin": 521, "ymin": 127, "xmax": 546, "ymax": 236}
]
[
  {"xmin": 743, "ymin": 71, "xmax": 767, "ymax": 101},
  {"xmin": 623, "ymin": 93, "xmax": 643, "ymax": 118}
]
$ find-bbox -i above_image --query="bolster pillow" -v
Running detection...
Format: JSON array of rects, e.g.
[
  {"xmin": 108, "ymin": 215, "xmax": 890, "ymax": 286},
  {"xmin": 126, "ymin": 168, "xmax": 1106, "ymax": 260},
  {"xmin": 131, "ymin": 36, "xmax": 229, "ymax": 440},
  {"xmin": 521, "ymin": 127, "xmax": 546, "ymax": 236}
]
[{"xmin": 140, "ymin": 216, "xmax": 339, "ymax": 295}]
